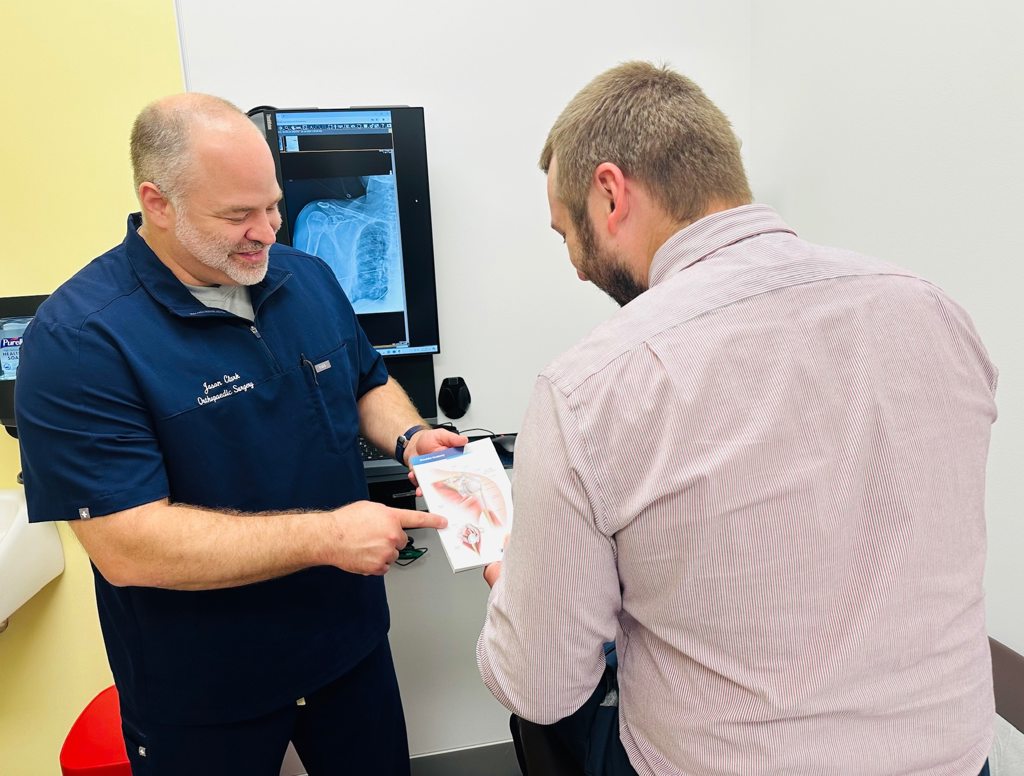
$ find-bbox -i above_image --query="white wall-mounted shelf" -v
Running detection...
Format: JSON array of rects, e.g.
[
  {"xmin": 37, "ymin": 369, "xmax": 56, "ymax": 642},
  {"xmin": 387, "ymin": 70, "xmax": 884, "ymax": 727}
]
[{"xmin": 0, "ymin": 487, "xmax": 64, "ymax": 625}]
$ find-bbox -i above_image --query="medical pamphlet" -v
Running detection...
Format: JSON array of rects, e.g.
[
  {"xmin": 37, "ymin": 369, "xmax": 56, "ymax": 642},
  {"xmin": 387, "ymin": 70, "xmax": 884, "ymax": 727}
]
[{"xmin": 411, "ymin": 439, "xmax": 513, "ymax": 572}]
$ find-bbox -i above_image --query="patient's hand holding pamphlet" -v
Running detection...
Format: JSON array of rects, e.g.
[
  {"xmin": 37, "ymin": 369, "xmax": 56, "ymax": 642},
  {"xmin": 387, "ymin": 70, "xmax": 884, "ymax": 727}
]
[{"xmin": 411, "ymin": 439, "xmax": 513, "ymax": 573}]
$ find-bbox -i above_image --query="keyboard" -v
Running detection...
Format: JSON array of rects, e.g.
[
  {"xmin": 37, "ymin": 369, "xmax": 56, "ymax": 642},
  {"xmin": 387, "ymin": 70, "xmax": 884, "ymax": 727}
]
[
  {"xmin": 359, "ymin": 435, "xmax": 408, "ymax": 479},
  {"xmin": 358, "ymin": 436, "xmax": 390, "ymax": 462}
]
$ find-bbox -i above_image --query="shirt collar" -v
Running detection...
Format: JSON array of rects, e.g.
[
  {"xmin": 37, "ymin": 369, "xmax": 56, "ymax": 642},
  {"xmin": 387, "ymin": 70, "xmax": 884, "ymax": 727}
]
[
  {"xmin": 649, "ymin": 204, "xmax": 796, "ymax": 288},
  {"xmin": 124, "ymin": 213, "xmax": 291, "ymax": 318}
]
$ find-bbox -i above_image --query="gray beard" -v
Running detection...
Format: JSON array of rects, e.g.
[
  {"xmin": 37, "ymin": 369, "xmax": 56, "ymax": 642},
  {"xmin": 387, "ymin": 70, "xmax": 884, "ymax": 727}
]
[{"xmin": 174, "ymin": 211, "xmax": 269, "ymax": 286}]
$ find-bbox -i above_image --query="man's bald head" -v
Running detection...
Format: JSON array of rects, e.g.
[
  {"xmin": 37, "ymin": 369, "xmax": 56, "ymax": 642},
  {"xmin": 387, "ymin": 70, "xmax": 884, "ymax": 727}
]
[{"xmin": 130, "ymin": 93, "xmax": 259, "ymax": 204}]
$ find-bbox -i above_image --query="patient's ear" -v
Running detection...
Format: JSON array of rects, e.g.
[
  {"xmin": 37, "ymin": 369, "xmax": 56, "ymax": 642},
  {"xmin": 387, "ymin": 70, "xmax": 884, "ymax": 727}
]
[{"xmin": 593, "ymin": 163, "xmax": 629, "ymax": 235}]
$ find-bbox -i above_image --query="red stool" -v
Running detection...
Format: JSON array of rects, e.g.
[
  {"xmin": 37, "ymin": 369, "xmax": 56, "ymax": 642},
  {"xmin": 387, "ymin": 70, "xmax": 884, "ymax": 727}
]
[{"xmin": 60, "ymin": 685, "xmax": 131, "ymax": 776}]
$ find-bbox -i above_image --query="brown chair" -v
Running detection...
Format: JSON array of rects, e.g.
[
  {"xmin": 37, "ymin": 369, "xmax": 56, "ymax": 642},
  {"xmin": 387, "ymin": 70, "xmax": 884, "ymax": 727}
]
[{"xmin": 991, "ymin": 637, "xmax": 1024, "ymax": 733}]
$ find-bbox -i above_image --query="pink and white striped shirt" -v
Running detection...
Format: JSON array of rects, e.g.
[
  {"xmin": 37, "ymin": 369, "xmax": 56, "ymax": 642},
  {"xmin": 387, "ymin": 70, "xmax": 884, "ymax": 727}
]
[{"xmin": 477, "ymin": 205, "xmax": 996, "ymax": 776}]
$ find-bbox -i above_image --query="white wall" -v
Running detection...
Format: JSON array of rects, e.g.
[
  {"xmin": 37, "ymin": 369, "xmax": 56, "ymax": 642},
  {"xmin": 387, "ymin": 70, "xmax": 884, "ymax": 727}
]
[
  {"xmin": 175, "ymin": 0, "xmax": 753, "ymax": 434},
  {"xmin": 749, "ymin": 0, "xmax": 1024, "ymax": 652}
]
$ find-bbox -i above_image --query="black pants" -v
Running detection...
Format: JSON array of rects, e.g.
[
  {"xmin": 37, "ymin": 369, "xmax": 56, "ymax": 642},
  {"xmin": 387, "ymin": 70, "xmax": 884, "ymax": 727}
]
[
  {"xmin": 121, "ymin": 638, "xmax": 409, "ymax": 776},
  {"xmin": 511, "ymin": 661, "xmax": 637, "ymax": 776}
]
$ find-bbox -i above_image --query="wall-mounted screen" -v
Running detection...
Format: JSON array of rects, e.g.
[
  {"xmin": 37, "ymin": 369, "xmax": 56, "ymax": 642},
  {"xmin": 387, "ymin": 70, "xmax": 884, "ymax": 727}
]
[{"xmin": 251, "ymin": 106, "xmax": 440, "ymax": 359}]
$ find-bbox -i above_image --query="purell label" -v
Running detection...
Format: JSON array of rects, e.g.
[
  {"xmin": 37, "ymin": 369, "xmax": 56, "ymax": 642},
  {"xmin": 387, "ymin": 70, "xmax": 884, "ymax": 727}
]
[{"xmin": 0, "ymin": 336, "xmax": 22, "ymax": 380}]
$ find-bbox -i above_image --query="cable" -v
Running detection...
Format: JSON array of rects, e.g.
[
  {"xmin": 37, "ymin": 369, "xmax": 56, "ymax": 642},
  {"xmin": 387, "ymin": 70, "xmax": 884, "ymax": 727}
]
[
  {"xmin": 396, "ymin": 537, "xmax": 428, "ymax": 566},
  {"xmin": 456, "ymin": 427, "xmax": 496, "ymax": 437},
  {"xmin": 245, "ymin": 105, "xmax": 278, "ymax": 117}
]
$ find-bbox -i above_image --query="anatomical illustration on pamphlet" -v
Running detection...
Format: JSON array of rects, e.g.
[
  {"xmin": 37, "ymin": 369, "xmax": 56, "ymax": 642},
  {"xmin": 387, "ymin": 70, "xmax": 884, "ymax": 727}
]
[{"xmin": 411, "ymin": 439, "xmax": 513, "ymax": 572}]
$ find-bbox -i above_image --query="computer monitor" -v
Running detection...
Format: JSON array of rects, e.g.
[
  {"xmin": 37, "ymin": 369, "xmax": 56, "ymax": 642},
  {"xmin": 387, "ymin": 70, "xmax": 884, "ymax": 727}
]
[
  {"xmin": 250, "ymin": 106, "xmax": 440, "ymax": 357},
  {"xmin": 250, "ymin": 106, "xmax": 440, "ymax": 422},
  {"xmin": 1, "ymin": 295, "xmax": 48, "ymax": 435}
]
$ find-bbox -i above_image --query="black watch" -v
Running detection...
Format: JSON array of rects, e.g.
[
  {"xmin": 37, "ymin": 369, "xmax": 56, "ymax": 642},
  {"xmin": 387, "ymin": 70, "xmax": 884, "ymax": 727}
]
[{"xmin": 395, "ymin": 424, "xmax": 428, "ymax": 465}]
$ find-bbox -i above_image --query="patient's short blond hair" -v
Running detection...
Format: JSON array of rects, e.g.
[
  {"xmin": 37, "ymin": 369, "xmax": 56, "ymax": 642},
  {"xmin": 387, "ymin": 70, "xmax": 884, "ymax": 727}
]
[{"xmin": 540, "ymin": 62, "xmax": 752, "ymax": 227}]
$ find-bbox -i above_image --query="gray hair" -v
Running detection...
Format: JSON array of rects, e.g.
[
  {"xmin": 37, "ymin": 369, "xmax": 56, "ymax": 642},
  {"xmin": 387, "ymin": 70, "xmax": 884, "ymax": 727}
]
[{"xmin": 129, "ymin": 93, "xmax": 246, "ymax": 204}]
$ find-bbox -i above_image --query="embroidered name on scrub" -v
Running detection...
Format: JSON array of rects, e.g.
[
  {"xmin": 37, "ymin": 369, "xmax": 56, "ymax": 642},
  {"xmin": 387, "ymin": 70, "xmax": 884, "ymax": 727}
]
[{"xmin": 196, "ymin": 372, "xmax": 255, "ymax": 406}]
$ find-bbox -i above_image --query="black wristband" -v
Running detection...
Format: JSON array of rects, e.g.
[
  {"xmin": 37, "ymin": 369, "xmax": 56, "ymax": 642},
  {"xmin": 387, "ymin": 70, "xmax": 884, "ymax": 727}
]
[{"xmin": 395, "ymin": 424, "xmax": 429, "ymax": 465}]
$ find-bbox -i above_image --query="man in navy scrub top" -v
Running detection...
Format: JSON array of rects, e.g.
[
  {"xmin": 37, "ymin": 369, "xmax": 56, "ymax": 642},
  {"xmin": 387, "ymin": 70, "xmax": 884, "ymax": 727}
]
[{"xmin": 15, "ymin": 93, "xmax": 464, "ymax": 776}]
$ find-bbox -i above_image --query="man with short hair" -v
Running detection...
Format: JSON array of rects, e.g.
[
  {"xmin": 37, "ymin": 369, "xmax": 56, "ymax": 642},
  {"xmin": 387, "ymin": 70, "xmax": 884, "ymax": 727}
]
[
  {"xmin": 477, "ymin": 62, "xmax": 995, "ymax": 776},
  {"xmin": 16, "ymin": 93, "xmax": 464, "ymax": 775}
]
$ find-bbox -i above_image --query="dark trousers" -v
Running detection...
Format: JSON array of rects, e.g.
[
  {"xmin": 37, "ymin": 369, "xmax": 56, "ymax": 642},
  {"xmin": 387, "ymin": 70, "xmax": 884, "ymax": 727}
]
[
  {"xmin": 511, "ymin": 658, "xmax": 637, "ymax": 776},
  {"xmin": 121, "ymin": 638, "xmax": 409, "ymax": 776}
]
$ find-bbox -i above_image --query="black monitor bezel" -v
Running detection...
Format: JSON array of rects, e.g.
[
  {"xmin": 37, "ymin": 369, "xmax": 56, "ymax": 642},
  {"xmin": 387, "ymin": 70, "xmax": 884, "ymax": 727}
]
[{"xmin": 259, "ymin": 106, "xmax": 441, "ymax": 358}]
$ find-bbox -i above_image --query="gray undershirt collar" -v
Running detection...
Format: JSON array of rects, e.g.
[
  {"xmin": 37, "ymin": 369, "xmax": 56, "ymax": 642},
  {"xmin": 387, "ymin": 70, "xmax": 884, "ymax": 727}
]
[{"xmin": 184, "ymin": 283, "xmax": 255, "ymax": 322}]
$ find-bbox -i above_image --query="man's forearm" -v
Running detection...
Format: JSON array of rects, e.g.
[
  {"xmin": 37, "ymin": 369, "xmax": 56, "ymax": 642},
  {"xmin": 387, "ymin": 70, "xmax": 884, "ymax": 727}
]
[
  {"xmin": 69, "ymin": 496, "xmax": 445, "ymax": 591},
  {"xmin": 357, "ymin": 377, "xmax": 426, "ymax": 458},
  {"xmin": 69, "ymin": 499, "xmax": 331, "ymax": 590}
]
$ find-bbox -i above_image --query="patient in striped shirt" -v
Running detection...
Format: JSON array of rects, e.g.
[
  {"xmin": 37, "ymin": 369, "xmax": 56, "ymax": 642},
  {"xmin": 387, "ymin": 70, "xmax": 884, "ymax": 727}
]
[{"xmin": 477, "ymin": 61, "xmax": 996, "ymax": 776}]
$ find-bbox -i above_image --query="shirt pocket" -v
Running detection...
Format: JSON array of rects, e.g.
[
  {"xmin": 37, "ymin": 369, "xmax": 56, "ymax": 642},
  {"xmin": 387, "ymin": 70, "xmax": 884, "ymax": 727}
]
[{"xmin": 298, "ymin": 342, "xmax": 359, "ymax": 456}]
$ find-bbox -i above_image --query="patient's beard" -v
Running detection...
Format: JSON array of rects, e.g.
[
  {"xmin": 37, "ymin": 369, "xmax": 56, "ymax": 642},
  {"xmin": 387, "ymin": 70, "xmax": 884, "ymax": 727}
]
[{"xmin": 576, "ymin": 216, "xmax": 646, "ymax": 307}]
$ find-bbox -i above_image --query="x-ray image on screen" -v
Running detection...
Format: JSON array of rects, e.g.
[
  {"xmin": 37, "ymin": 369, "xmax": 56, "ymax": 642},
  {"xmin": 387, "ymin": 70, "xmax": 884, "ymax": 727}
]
[
  {"xmin": 292, "ymin": 175, "xmax": 407, "ymax": 315},
  {"xmin": 253, "ymin": 106, "xmax": 440, "ymax": 358}
]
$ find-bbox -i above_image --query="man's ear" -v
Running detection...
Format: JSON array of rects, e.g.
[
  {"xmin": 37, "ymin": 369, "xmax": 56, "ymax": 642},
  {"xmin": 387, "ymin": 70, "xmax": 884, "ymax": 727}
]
[
  {"xmin": 138, "ymin": 182, "xmax": 175, "ymax": 230},
  {"xmin": 593, "ymin": 163, "xmax": 629, "ymax": 235}
]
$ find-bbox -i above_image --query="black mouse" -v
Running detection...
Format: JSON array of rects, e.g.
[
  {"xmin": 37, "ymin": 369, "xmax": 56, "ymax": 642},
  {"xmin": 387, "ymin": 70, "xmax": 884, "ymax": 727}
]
[{"xmin": 491, "ymin": 434, "xmax": 516, "ymax": 454}]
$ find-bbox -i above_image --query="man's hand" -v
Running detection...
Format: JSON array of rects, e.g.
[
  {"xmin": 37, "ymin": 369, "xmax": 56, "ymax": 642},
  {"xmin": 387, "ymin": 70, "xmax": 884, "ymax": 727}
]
[
  {"xmin": 326, "ymin": 500, "xmax": 447, "ymax": 576},
  {"xmin": 482, "ymin": 531, "xmax": 510, "ymax": 588},
  {"xmin": 404, "ymin": 427, "xmax": 469, "ymax": 465},
  {"xmin": 405, "ymin": 427, "xmax": 469, "ymax": 493},
  {"xmin": 483, "ymin": 560, "xmax": 502, "ymax": 588}
]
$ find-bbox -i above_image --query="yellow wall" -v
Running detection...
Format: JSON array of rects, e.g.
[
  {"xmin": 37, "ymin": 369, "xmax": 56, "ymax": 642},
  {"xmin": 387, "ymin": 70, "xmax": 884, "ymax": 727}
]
[{"xmin": 0, "ymin": 2, "xmax": 182, "ymax": 772}]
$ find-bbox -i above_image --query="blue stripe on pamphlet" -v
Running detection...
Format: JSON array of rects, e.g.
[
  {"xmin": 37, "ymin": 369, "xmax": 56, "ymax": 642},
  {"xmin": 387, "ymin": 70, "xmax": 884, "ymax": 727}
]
[{"xmin": 410, "ymin": 446, "xmax": 467, "ymax": 466}]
